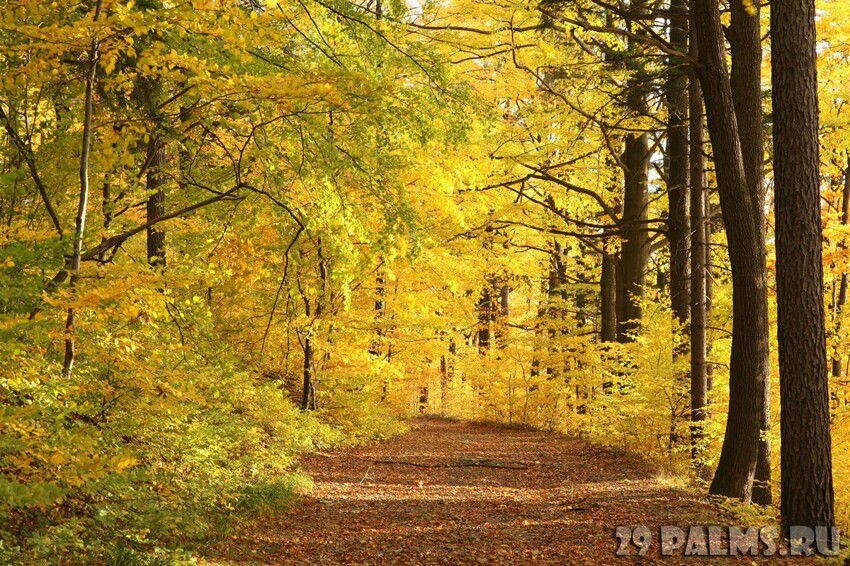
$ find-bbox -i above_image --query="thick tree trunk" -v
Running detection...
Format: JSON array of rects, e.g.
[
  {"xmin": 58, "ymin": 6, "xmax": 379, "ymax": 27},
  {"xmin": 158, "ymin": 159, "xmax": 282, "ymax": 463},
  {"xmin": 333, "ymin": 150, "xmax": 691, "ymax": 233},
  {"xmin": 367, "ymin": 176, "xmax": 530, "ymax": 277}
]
[
  {"xmin": 666, "ymin": 0, "xmax": 690, "ymax": 325},
  {"xmin": 618, "ymin": 133, "xmax": 651, "ymax": 342},
  {"xmin": 146, "ymin": 137, "xmax": 166, "ymax": 267},
  {"xmin": 772, "ymin": 0, "xmax": 835, "ymax": 530},
  {"xmin": 692, "ymin": 0, "xmax": 770, "ymax": 504},
  {"xmin": 728, "ymin": 0, "xmax": 772, "ymax": 506}
]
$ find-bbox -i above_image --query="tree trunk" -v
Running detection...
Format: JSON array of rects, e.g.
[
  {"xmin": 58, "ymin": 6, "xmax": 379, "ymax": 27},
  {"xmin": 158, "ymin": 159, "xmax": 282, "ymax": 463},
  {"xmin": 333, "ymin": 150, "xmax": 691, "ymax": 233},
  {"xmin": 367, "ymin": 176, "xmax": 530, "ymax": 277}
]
[
  {"xmin": 772, "ymin": 0, "xmax": 835, "ymax": 530},
  {"xmin": 63, "ymin": 13, "xmax": 101, "ymax": 379},
  {"xmin": 728, "ymin": 0, "xmax": 772, "ymax": 506},
  {"xmin": 494, "ymin": 282, "xmax": 510, "ymax": 347},
  {"xmin": 618, "ymin": 132, "xmax": 651, "ymax": 342},
  {"xmin": 705, "ymin": 192, "xmax": 714, "ymax": 392},
  {"xmin": 600, "ymin": 250, "xmax": 618, "ymax": 342},
  {"xmin": 302, "ymin": 332, "xmax": 315, "ymax": 410},
  {"xmin": 146, "ymin": 137, "xmax": 166, "ymax": 267},
  {"xmin": 832, "ymin": 162, "xmax": 849, "ymax": 378},
  {"xmin": 477, "ymin": 287, "xmax": 493, "ymax": 352},
  {"xmin": 369, "ymin": 267, "xmax": 386, "ymax": 357},
  {"xmin": 689, "ymin": 58, "xmax": 707, "ymax": 463},
  {"xmin": 666, "ymin": 0, "xmax": 690, "ymax": 325},
  {"xmin": 691, "ymin": 0, "xmax": 770, "ymax": 504}
]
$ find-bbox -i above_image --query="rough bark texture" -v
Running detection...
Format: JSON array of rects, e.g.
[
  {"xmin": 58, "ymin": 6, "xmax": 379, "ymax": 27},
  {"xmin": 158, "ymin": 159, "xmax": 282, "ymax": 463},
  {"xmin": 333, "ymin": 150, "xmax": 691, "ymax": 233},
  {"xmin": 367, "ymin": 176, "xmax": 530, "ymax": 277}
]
[
  {"xmin": 772, "ymin": 0, "xmax": 835, "ymax": 530},
  {"xmin": 146, "ymin": 137, "xmax": 166, "ymax": 267},
  {"xmin": 692, "ymin": 0, "xmax": 770, "ymax": 504},
  {"xmin": 727, "ymin": 0, "xmax": 771, "ymax": 506},
  {"xmin": 666, "ymin": 0, "xmax": 690, "ymax": 325},
  {"xmin": 618, "ymin": 133, "xmax": 650, "ymax": 342},
  {"xmin": 689, "ymin": 67, "xmax": 707, "ymax": 460}
]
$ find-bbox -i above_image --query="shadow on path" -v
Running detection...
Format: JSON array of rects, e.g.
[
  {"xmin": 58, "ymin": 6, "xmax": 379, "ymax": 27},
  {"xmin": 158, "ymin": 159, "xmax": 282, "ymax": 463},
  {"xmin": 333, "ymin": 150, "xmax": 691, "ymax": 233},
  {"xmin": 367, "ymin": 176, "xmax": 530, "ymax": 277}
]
[{"xmin": 203, "ymin": 418, "xmax": 765, "ymax": 564}]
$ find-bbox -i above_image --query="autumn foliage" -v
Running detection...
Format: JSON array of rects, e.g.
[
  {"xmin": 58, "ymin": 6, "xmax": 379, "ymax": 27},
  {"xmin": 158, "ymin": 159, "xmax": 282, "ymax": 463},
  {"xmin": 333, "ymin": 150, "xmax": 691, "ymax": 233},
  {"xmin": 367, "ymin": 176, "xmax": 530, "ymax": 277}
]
[{"xmin": 1, "ymin": 0, "xmax": 849, "ymax": 561}]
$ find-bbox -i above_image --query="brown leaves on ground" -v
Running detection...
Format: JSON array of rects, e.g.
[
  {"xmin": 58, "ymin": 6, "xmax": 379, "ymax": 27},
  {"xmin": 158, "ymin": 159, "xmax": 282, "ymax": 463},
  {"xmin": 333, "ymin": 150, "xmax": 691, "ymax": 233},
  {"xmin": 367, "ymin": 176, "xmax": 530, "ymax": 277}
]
[{"xmin": 203, "ymin": 418, "xmax": 788, "ymax": 565}]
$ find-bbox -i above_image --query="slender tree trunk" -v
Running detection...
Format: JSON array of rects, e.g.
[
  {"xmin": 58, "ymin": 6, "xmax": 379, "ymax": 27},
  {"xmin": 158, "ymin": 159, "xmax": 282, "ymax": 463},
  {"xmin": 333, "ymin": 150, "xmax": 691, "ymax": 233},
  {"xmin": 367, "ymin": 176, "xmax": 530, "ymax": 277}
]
[
  {"xmin": 692, "ymin": 0, "xmax": 770, "ymax": 504},
  {"xmin": 772, "ymin": 0, "xmax": 835, "ymax": 530},
  {"xmin": 302, "ymin": 331, "xmax": 315, "ymax": 410},
  {"xmin": 832, "ymin": 162, "xmax": 850, "ymax": 378},
  {"xmin": 689, "ymin": 57, "xmax": 707, "ymax": 463},
  {"xmin": 477, "ymin": 287, "xmax": 493, "ymax": 352},
  {"xmin": 99, "ymin": 179, "xmax": 112, "ymax": 263},
  {"xmin": 494, "ymin": 282, "xmax": 510, "ymax": 348},
  {"xmin": 369, "ymin": 266, "xmax": 386, "ymax": 358},
  {"xmin": 63, "ymin": 9, "xmax": 102, "ymax": 379},
  {"xmin": 600, "ymin": 250, "xmax": 618, "ymax": 342},
  {"xmin": 666, "ymin": 0, "xmax": 690, "ymax": 325},
  {"xmin": 146, "ymin": 137, "xmax": 166, "ymax": 267},
  {"xmin": 705, "ymin": 194, "xmax": 714, "ymax": 392}
]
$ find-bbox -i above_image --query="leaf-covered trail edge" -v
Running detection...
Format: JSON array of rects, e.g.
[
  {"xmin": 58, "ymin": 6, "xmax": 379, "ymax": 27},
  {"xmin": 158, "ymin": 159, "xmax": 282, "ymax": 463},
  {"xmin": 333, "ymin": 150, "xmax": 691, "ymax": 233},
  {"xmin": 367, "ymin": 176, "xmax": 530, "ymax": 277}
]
[{"xmin": 202, "ymin": 417, "xmax": 791, "ymax": 565}]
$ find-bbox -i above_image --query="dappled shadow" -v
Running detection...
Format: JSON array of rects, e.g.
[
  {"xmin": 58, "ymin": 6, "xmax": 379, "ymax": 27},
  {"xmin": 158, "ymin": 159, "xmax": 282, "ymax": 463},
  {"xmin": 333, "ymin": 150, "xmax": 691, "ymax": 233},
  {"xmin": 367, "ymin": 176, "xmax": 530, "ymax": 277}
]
[{"xmin": 201, "ymin": 418, "xmax": 782, "ymax": 564}]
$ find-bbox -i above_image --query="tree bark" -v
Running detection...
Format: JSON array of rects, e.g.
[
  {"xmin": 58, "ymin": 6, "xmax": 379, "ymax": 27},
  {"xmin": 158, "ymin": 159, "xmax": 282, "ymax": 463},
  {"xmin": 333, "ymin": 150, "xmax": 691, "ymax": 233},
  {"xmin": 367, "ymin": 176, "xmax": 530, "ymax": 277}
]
[
  {"xmin": 689, "ymin": 58, "xmax": 707, "ymax": 463},
  {"xmin": 146, "ymin": 137, "xmax": 166, "ymax": 267},
  {"xmin": 691, "ymin": 0, "xmax": 770, "ymax": 504},
  {"xmin": 666, "ymin": 0, "xmax": 690, "ymax": 325},
  {"xmin": 369, "ymin": 267, "xmax": 386, "ymax": 357},
  {"xmin": 618, "ymin": 132, "xmax": 651, "ymax": 342},
  {"xmin": 772, "ymin": 0, "xmax": 835, "ymax": 530},
  {"xmin": 600, "ymin": 250, "xmax": 618, "ymax": 342},
  {"xmin": 63, "ymin": 5, "xmax": 102, "ymax": 379},
  {"xmin": 477, "ymin": 287, "xmax": 493, "ymax": 352},
  {"xmin": 832, "ymin": 162, "xmax": 849, "ymax": 378},
  {"xmin": 728, "ymin": 0, "xmax": 772, "ymax": 506},
  {"xmin": 302, "ymin": 332, "xmax": 316, "ymax": 410}
]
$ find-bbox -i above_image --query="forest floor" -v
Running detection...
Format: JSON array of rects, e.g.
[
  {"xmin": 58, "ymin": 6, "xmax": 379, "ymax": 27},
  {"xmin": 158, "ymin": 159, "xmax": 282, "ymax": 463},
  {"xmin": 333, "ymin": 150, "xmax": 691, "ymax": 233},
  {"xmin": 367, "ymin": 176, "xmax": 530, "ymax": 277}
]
[{"xmin": 202, "ymin": 417, "xmax": 806, "ymax": 565}]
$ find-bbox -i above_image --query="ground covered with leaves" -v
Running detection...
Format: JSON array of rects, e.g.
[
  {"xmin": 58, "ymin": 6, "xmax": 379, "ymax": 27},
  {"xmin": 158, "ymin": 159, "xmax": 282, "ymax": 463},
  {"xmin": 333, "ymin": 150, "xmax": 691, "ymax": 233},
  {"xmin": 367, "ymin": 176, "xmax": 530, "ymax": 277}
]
[{"xmin": 203, "ymin": 418, "xmax": 797, "ymax": 564}]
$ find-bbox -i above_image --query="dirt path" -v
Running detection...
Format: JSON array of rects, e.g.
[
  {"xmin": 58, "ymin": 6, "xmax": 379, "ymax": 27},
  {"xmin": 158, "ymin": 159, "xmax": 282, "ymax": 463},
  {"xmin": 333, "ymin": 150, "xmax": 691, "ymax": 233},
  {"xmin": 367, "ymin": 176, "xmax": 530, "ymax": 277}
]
[{"xmin": 205, "ymin": 418, "xmax": 770, "ymax": 564}]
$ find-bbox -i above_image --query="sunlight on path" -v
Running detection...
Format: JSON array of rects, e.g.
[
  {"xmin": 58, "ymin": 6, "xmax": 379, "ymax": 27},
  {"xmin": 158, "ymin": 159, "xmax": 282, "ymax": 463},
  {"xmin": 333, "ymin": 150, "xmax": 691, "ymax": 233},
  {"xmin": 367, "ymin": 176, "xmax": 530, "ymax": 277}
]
[{"xmin": 203, "ymin": 418, "xmax": 784, "ymax": 565}]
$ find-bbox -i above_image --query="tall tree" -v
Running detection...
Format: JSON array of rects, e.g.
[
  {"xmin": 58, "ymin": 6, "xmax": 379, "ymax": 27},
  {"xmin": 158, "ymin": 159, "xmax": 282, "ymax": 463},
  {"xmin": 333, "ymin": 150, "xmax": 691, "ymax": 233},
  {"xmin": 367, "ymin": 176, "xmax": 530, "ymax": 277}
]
[
  {"xmin": 666, "ymin": 0, "xmax": 690, "ymax": 326},
  {"xmin": 691, "ymin": 0, "xmax": 771, "ymax": 504},
  {"xmin": 727, "ymin": 0, "xmax": 772, "ymax": 506},
  {"xmin": 689, "ymin": 45, "xmax": 707, "ymax": 463},
  {"xmin": 771, "ymin": 0, "xmax": 835, "ymax": 530},
  {"xmin": 63, "ymin": 0, "xmax": 103, "ymax": 379}
]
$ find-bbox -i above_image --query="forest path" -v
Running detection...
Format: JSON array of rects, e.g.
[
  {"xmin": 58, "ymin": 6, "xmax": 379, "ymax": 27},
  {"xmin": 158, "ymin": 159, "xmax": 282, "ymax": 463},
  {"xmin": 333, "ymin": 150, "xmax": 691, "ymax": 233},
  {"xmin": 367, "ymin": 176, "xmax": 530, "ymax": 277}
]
[{"xmin": 206, "ymin": 417, "xmax": 741, "ymax": 564}]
